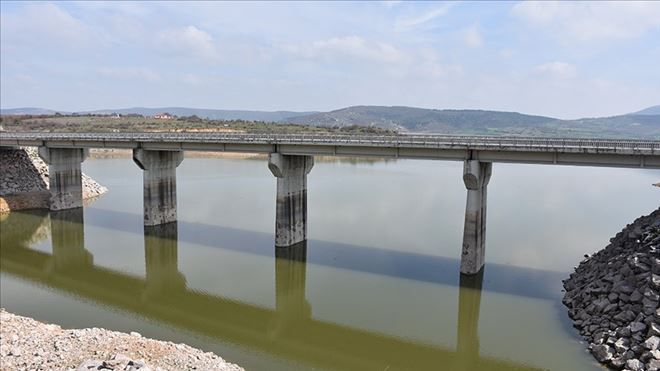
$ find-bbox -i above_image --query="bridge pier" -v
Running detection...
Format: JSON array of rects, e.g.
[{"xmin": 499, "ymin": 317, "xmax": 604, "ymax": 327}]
[
  {"xmin": 268, "ymin": 153, "xmax": 314, "ymax": 247},
  {"xmin": 38, "ymin": 147, "xmax": 88, "ymax": 210},
  {"xmin": 133, "ymin": 149, "xmax": 183, "ymax": 226},
  {"xmin": 460, "ymin": 160, "xmax": 492, "ymax": 275}
]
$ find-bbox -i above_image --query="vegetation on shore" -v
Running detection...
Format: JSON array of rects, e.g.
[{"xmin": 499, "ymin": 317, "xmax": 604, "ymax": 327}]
[{"xmin": 0, "ymin": 114, "xmax": 395, "ymax": 135}]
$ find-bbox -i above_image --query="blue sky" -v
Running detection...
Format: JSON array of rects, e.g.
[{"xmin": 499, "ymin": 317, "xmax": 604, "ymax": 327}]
[{"xmin": 1, "ymin": 1, "xmax": 659, "ymax": 119}]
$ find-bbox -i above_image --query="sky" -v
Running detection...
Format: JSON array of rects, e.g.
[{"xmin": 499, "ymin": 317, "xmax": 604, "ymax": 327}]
[{"xmin": 1, "ymin": 1, "xmax": 659, "ymax": 119}]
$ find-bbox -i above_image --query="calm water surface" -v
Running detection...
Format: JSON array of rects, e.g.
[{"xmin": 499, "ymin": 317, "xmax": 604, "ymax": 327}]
[{"xmin": 1, "ymin": 156, "xmax": 658, "ymax": 370}]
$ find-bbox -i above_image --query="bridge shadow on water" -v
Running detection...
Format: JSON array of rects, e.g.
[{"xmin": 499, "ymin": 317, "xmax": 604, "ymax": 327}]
[
  {"xmin": 82, "ymin": 207, "xmax": 566, "ymax": 301},
  {"xmin": 0, "ymin": 208, "xmax": 560, "ymax": 370}
]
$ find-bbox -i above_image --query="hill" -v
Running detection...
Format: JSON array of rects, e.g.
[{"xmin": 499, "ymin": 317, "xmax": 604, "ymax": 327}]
[
  {"xmin": 0, "ymin": 107, "xmax": 317, "ymax": 122},
  {"xmin": 85, "ymin": 107, "xmax": 317, "ymax": 122},
  {"xmin": 284, "ymin": 106, "xmax": 554, "ymax": 132},
  {"xmin": 283, "ymin": 106, "xmax": 660, "ymax": 138},
  {"xmin": 630, "ymin": 105, "xmax": 660, "ymax": 115},
  {"xmin": 0, "ymin": 107, "xmax": 62, "ymax": 115},
  {"xmin": 2, "ymin": 105, "xmax": 659, "ymax": 139}
]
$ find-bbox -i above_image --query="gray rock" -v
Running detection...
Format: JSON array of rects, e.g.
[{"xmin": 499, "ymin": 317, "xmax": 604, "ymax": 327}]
[
  {"xmin": 627, "ymin": 358, "xmax": 645, "ymax": 371},
  {"xmin": 632, "ymin": 322, "xmax": 648, "ymax": 333},
  {"xmin": 646, "ymin": 336, "xmax": 660, "ymax": 351},
  {"xmin": 593, "ymin": 344, "xmax": 614, "ymax": 363},
  {"xmin": 648, "ymin": 359, "xmax": 660, "ymax": 371}
]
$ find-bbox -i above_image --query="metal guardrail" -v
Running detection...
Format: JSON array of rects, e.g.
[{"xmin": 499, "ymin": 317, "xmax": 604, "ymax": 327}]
[{"xmin": 1, "ymin": 132, "xmax": 658, "ymax": 153}]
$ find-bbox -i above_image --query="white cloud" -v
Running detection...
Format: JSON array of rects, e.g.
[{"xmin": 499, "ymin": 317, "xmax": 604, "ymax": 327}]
[
  {"xmin": 462, "ymin": 25, "xmax": 483, "ymax": 48},
  {"xmin": 283, "ymin": 36, "xmax": 406, "ymax": 64},
  {"xmin": 394, "ymin": 4, "xmax": 453, "ymax": 31},
  {"xmin": 158, "ymin": 26, "xmax": 220, "ymax": 62},
  {"xmin": 534, "ymin": 61, "xmax": 578, "ymax": 80},
  {"xmin": 512, "ymin": 1, "xmax": 660, "ymax": 42},
  {"xmin": 0, "ymin": 3, "xmax": 93, "ymax": 48},
  {"xmin": 97, "ymin": 67, "xmax": 161, "ymax": 82}
]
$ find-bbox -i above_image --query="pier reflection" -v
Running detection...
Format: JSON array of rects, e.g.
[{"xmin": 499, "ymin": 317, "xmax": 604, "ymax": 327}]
[
  {"xmin": 0, "ymin": 211, "xmax": 537, "ymax": 371},
  {"xmin": 270, "ymin": 242, "xmax": 312, "ymax": 339},
  {"xmin": 456, "ymin": 271, "xmax": 484, "ymax": 370},
  {"xmin": 51, "ymin": 208, "xmax": 92, "ymax": 271},
  {"xmin": 144, "ymin": 222, "xmax": 186, "ymax": 295}
]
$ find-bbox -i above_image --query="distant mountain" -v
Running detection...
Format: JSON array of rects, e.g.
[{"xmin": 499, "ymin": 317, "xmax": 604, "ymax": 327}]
[
  {"xmin": 630, "ymin": 105, "xmax": 660, "ymax": 115},
  {"xmin": 0, "ymin": 107, "xmax": 63, "ymax": 115},
  {"xmin": 284, "ymin": 106, "xmax": 555, "ymax": 132},
  {"xmin": 86, "ymin": 107, "xmax": 317, "ymax": 122},
  {"xmin": 0, "ymin": 106, "xmax": 317, "ymax": 122},
  {"xmin": 2, "ymin": 105, "xmax": 659, "ymax": 138},
  {"xmin": 284, "ymin": 106, "xmax": 660, "ymax": 138}
]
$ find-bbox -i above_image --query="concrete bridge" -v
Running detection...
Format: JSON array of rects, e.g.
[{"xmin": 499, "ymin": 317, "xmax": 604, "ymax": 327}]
[
  {"xmin": 2, "ymin": 132, "xmax": 659, "ymax": 274},
  {"xmin": 0, "ymin": 209, "xmax": 540, "ymax": 370}
]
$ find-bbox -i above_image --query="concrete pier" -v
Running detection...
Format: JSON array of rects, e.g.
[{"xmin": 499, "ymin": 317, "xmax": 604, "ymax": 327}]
[
  {"xmin": 460, "ymin": 160, "xmax": 492, "ymax": 275},
  {"xmin": 38, "ymin": 147, "xmax": 88, "ymax": 210},
  {"xmin": 268, "ymin": 153, "xmax": 314, "ymax": 247},
  {"xmin": 133, "ymin": 149, "xmax": 183, "ymax": 226}
]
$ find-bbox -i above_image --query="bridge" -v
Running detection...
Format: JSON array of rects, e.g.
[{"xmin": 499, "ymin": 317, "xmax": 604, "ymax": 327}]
[
  {"xmin": 1, "ymin": 132, "xmax": 659, "ymax": 274},
  {"xmin": 0, "ymin": 209, "xmax": 542, "ymax": 370}
]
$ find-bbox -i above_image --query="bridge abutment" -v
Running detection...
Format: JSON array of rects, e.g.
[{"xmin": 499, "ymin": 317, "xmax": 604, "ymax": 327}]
[
  {"xmin": 461, "ymin": 160, "xmax": 492, "ymax": 275},
  {"xmin": 133, "ymin": 149, "xmax": 183, "ymax": 226},
  {"xmin": 38, "ymin": 147, "xmax": 88, "ymax": 210},
  {"xmin": 268, "ymin": 153, "xmax": 314, "ymax": 247}
]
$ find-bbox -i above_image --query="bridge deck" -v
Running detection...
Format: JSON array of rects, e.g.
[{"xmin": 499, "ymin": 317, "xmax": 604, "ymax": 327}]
[{"xmin": 1, "ymin": 132, "xmax": 659, "ymax": 168}]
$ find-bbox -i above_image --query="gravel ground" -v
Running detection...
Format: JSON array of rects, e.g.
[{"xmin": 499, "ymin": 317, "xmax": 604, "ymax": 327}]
[{"xmin": 0, "ymin": 309, "xmax": 243, "ymax": 371}]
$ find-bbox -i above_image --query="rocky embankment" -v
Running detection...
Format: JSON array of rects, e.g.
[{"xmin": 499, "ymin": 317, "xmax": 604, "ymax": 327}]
[
  {"xmin": 0, "ymin": 309, "xmax": 243, "ymax": 370},
  {"xmin": 0, "ymin": 147, "xmax": 107, "ymax": 212},
  {"xmin": 563, "ymin": 208, "xmax": 660, "ymax": 371}
]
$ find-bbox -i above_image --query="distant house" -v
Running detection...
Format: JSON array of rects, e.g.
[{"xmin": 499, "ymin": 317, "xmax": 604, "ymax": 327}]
[{"xmin": 154, "ymin": 113, "xmax": 173, "ymax": 119}]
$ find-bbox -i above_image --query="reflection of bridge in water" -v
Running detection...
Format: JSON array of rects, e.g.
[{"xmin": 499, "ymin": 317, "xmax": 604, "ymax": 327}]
[{"xmin": 1, "ymin": 210, "xmax": 542, "ymax": 370}]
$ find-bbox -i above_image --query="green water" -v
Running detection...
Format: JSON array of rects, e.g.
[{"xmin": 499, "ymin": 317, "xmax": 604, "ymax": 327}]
[{"xmin": 1, "ymin": 157, "xmax": 658, "ymax": 370}]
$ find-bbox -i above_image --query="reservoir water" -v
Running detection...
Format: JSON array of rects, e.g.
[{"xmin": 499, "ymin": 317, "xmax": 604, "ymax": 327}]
[{"xmin": 1, "ymin": 156, "xmax": 658, "ymax": 370}]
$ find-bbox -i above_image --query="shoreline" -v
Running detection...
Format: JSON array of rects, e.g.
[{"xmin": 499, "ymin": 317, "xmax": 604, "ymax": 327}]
[
  {"xmin": 0, "ymin": 309, "xmax": 243, "ymax": 371},
  {"xmin": 562, "ymin": 208, "xmax": 659, "ymax": 370}
]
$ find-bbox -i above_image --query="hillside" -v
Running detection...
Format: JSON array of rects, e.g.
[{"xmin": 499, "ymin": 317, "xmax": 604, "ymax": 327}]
[
  {"xmin": 86, "ymin": 107, "xmax": 317, "ymax": 122},
  {"xmin": 285, "ymin": 106, "xmax": 555, "ymax": 132},
  {"xmin": 2, "ymin": 105, "xmax": 659, "ymax": 139},
  {"xmin": 0, "ymin": 107, "xmax": 317, "ymax": 122},
  {"xmin": 285, "ymin": 106, "xmax": 660, "ymax": 138},
  {"xmin": 630, "ymin": 105, "xmax": 660, "ymax": 115}
]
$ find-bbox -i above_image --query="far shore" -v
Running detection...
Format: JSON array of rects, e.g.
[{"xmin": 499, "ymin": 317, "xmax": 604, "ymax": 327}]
[{"xmin": 88, "ymin": 148, "xmax": 392, "ymax": 163}]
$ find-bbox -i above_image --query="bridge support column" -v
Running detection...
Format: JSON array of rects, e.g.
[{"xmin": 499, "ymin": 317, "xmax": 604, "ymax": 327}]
[
  {"xmin": 38, "ymin": 147, "xmax": 88, "ymax": 210},
  {"xmin": 133, "ymin": 149, "xmax": 183, "ymax": 226},
  {"xmin": 461, "ymin": 160, "xmax": 492, "ymax": 275},
  {"xmin": 268, "ymin": 153, "xmax": 314, "ymax": 247}
]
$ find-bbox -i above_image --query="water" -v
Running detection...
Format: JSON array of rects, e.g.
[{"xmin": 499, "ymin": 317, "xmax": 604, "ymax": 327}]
[{"xmin": 1, "ymin": 156, "xmax": 658, "ymax": 370}]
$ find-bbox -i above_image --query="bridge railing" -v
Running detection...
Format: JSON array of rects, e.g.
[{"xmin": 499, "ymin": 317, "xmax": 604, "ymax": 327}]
[{"xmin": 1, "ymin": 132, "xmax": 658, "ymax": 152}]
